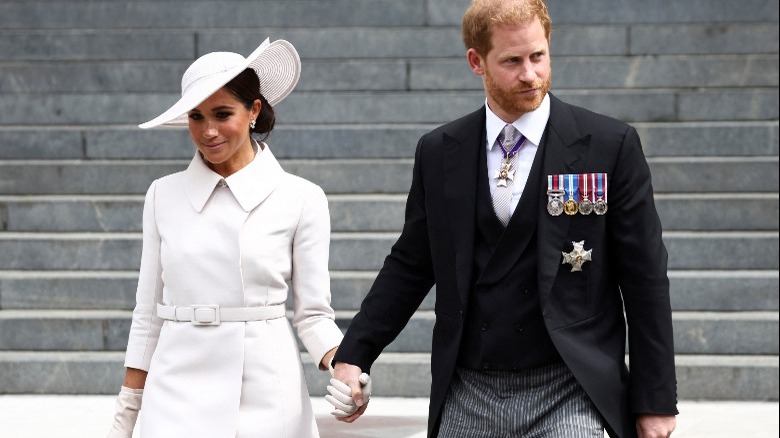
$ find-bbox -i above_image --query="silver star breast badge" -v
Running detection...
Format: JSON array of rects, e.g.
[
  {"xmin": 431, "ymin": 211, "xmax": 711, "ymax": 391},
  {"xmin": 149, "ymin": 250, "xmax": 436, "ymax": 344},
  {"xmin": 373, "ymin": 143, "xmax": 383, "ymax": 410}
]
[{"xmin": 561, "ymin": 240, "xmax": 592, "ymax": 272}]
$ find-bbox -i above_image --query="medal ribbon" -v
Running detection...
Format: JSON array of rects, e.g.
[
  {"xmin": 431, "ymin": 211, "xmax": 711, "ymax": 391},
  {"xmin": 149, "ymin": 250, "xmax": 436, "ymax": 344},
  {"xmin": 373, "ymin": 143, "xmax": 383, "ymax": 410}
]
[
  {"xmin": 566, "ymin": 174, "xmax": 579, "ymax": 201},
  {"xmin": 547, "ymin": 174, "xmax": 563, "ymax": 193},
  {"xmin": 580, "ymin": 173, "xmax": 588, "ymax": 200},
  {"xmin": 497, "ymin": 133, "xmax": 527, "ymax": 159},
  {"xmin": 596, "ymin": 173, "xmax": 607, "ymax": 201}
]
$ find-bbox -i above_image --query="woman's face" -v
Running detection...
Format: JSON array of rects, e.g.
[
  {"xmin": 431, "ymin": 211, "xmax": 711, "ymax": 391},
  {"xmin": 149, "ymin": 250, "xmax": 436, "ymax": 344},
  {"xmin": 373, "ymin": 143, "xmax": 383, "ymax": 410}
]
[{"xmin": 187, "ymin": 88, "xmax": 261, "ymax": 177}]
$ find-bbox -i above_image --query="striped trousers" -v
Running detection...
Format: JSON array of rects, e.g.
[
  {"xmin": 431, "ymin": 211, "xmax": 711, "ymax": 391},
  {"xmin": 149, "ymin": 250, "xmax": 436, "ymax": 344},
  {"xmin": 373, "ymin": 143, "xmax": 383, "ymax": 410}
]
[{"xmin": 437, "ymin": 362, "xmax": 605, "ymax": 438}]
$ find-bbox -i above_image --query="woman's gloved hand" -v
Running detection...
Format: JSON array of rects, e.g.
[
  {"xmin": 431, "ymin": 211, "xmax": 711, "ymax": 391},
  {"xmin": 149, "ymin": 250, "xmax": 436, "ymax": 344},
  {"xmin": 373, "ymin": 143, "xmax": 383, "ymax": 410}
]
[
  {"xmin": 106, "ymin": 386, "xmax": 143, "ymax": 438},
  {"xmin": 325, "ymin": 373, "xmax": 372, "ymax": 417}
]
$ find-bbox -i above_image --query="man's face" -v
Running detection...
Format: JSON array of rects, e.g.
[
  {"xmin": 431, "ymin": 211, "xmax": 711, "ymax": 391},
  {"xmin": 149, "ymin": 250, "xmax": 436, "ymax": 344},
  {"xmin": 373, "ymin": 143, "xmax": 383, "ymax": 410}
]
[{"xmin": 467, "ymin": 18, "xmax": 551, "ymax": 121}]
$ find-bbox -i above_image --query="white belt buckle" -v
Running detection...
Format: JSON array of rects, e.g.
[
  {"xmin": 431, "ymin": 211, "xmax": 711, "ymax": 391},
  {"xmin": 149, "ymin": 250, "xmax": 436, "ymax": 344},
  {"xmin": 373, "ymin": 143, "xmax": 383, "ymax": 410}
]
[{"xmin": 191, "ymin": 304, "xmax": 220, "ymax": 326}]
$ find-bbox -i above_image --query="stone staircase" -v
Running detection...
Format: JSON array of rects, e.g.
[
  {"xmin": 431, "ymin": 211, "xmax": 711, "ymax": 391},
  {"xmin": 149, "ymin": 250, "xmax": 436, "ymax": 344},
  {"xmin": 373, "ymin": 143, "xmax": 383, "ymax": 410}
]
[{"xmin": 0, "ymin": 0, "xmax": 777, "ymax": 401}]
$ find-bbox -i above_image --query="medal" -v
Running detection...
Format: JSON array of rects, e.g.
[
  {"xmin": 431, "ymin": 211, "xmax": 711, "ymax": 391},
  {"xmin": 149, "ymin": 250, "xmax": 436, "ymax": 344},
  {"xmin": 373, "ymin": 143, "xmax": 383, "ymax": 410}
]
[
  {"xmin": 578, "ymin": 173, "xmax": 593, "ymax": 215},
  {"xmin": 594, "ymin": 173, "xmax": 608, "ymax": 215},
  {"xmin": 548, "ymin": 192, "xmax": 564, "ymax": 216},
  {"xmin": 563, "ymin": 173, "xmax": 578, "ymax": 216},
  {"xmin": 546, "ymin": 175, "xmax": 564, "ymax": 216},
  {"xmin": 564, "ymin": 199, "xmax": 578, "ymax": 215},
  {"xmin": 561, "ymin": 240, "xmax": 592, "ymax": 272},
  {"xmin": 493, "ymin": 161, "xmax": 515, "ymax": 187},
  {"xmin": 493, "ymin": 129, "xmax": 526, "ymax": 187},
  {"xmin": 594, "ymin": 199, "xmax": 607, "ymax": 215}
]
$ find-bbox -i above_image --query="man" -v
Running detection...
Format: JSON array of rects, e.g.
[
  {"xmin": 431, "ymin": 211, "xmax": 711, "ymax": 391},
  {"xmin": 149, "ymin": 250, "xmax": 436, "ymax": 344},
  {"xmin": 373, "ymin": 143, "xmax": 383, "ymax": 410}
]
[{"xmin": 328, "ymin": 0, "xmax": 678, "ymax": 436}]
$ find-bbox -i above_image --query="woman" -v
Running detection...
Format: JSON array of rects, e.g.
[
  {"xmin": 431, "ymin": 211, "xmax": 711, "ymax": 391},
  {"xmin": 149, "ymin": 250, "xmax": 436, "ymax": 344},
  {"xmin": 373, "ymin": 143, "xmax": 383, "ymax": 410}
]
[{"xmin": 106, "ymin": 38, "xmax": 343, "ymax": 438}]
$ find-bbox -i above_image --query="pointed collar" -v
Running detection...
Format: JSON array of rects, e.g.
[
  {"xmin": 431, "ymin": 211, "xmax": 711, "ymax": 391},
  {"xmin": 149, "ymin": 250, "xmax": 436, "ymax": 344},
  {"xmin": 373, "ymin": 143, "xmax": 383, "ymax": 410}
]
[
  {"xmin": 485, "ymin": 93, "xmax": 550, "ymax": 150},
  {"xmin": 182, "ymin": 140, "xmax": 284, "ymax": 212}
]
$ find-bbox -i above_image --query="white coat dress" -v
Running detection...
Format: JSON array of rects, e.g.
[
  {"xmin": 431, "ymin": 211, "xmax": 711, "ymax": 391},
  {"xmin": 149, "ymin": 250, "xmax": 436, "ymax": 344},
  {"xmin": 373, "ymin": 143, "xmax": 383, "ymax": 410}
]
[{"xmin": 123, "ymin": 142, "xmax": 343, "ymax": 438}]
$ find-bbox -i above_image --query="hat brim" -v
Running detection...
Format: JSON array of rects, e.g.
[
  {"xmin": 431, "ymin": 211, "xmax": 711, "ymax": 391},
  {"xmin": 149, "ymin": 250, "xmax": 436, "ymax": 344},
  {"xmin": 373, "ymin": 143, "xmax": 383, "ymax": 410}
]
[{"xmin": 139, "ymin": 38, "xmax": 300, "ymax": 129}]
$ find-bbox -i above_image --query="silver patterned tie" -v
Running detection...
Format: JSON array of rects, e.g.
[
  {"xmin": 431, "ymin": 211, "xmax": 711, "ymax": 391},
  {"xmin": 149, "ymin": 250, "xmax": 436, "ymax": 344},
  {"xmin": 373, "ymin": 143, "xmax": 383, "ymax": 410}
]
[{"xmin": 492, "ymin": 124, "xmax": 520, "ymax": 226}]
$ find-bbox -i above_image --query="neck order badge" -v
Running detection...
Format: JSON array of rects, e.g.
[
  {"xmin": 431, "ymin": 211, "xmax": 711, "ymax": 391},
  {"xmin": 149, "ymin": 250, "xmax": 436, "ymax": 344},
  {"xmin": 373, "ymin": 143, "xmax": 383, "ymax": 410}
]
[
  {"xmin": 491, "ymin": 124, "xmax": 526, "ymax": 226},
  {"xmin": 492, "ymin": 125, "xmax": 527, "ymax": 187}
]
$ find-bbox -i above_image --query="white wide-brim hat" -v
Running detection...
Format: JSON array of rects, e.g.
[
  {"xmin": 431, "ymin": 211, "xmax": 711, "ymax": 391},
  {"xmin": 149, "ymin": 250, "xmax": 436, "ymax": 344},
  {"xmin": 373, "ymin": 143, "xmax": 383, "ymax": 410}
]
[{"xmin": 139, "ymin": 38, "xmax": 300, "ymax": 129}]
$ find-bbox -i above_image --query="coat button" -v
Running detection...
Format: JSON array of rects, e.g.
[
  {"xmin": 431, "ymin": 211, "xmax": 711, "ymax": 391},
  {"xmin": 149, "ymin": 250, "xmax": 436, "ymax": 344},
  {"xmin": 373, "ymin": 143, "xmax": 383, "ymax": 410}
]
[
  {"xmin": 483, "ymin": 361, "xmax": 490, "ymax": 369},
  {"xmin": 481, "ymin": 323, "xmax": 489, "ymax": 331},
  {"xmin": 515, "ymin": 323, "xmax": 523, "ymax": 333}
]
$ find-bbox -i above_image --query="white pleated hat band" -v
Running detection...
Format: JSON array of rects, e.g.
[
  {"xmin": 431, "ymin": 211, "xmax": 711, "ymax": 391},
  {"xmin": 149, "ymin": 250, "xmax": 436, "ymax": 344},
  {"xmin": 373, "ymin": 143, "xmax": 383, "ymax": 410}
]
[{"xmin": 139, "ymin": 38, "xmax": 300, "ymax": 129}]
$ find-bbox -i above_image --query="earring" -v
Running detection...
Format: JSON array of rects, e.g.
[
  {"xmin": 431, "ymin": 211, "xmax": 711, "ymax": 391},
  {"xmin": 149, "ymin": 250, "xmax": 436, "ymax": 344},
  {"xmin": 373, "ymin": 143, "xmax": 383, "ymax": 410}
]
[{"xmin": 249, "ymin": 120, "xmax": 256, "ymax": 129}]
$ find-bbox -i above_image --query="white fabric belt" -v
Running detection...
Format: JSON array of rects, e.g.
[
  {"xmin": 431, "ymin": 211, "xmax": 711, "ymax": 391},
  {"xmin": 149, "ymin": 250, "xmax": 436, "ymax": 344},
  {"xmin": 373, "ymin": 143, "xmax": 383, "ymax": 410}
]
[{"xmin": 156, "ymin": 303, "xmax": 285, "ymax": 326}]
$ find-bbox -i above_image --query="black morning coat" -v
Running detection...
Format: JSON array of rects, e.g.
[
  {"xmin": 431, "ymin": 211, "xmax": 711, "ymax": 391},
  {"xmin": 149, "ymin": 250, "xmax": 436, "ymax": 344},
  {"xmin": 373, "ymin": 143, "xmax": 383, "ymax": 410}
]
[{"xmin": 334, "ymin": 93, "xmax": 678, "ymax": 438}]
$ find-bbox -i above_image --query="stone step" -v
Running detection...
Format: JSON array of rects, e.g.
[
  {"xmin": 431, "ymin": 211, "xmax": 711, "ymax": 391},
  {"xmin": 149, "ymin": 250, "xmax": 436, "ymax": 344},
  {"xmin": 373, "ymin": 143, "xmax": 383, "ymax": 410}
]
[
  {"xmin": 0, "ymin": 270, "xmax": 423, "ymax": 312},
  {"xmin": 1, "ymin": 269, "xmax": 776, "ymax": 313},
  {"xmin": 1, "ymin": 122, "xmax": 776, "ymax": 160},
  {"xmin": 335, "ymin": 309, "xmax": 780, "ymax": 355},
  {"xmin": 0, "ymin": 231, "xmax": 777, "ymax": 271},
  {"xmin": 0, "ymin": 159, "xmax": 415, "ymax": 195},
  {"xmin": 1, "ymin": 0, "xmax": 776, "ymax": 30},
  {"xmin": 2, "ymin": 193, "xmax": 777, "ymax": 232},
  {"xmin": 430, "ymin": 0, "xmax": 780, "ymax": 26},
  {"xmin": 673, "ymin": 354, "xmax": 779, "ymax": 401},
  {"xmin": 2, "ymin": 23, "xmax": 775, "ymax": 62},
  {"xmin": 2, "ymin": 54, "xmax": 776, "ymax": 94},
  {"xmin": 668, "ymin": 271, "xmax": 780, "ymax": 312},
  {"xmin": 1, "ymin": 89, "xmax": 777, "ymax": 125},
  {"xmin": 208, "ymin": 24, "xmax": 779, "ymax": 58},
  {"xmin": 0, "ymin": 351, "xmax": 776, "ymax": 400},
  {"xmin": 409, "ymin": 54, "xmax": 779, "ymax": 91},
  {"xmin": 0, "ymin": 156, "xmax": 777, "ymax": 195},
  {"xmin": 0, "ymin": 0, "xmax": 426, "ymax": 30},
  {"xmin": 0, "ymin": 194, "xmax": 413, "ymax": 232},
  {"xmin": 0, "ymin": 309, "xmax": 776, "ymax": 356}
]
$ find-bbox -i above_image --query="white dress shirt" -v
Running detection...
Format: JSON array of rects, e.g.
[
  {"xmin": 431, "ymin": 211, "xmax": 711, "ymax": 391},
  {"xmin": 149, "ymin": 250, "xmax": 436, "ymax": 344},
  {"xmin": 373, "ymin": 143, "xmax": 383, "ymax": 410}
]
[{"xmin": 485, "ymin": 94, "xmax": 551, "ymax": 217}]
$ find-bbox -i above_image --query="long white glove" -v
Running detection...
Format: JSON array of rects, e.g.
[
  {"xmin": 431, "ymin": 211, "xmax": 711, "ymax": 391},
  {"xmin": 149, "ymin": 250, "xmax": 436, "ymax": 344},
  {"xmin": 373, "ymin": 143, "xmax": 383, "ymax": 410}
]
[
  {"xmin": 106, "ymin": 386, "xmax": 143, "ymax": 438},
  {"xmin": 325, "ymin": 373, "xmax": 372, "ymax": 418}
]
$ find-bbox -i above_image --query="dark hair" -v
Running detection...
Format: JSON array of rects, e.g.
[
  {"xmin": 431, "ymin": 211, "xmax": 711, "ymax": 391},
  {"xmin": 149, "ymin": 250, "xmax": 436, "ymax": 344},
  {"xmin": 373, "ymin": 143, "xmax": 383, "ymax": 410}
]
[{"xmin": 223, "ymin": 68, "xmax": 275, "ymax": 141}]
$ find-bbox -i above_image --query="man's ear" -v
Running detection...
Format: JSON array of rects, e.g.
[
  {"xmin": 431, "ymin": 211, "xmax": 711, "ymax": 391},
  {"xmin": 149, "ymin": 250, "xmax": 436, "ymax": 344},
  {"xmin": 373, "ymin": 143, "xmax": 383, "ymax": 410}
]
[{"xmin": 466, "ymin": 48, "xmax": 486, "ymax": 75}]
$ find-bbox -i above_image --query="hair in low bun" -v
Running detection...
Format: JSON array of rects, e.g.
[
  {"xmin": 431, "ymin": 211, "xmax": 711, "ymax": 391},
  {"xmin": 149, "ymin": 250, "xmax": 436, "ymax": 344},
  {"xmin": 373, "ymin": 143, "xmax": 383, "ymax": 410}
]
[{"xmin": 224, "ymin": 68, "xmax": 276, "ymax": 142}]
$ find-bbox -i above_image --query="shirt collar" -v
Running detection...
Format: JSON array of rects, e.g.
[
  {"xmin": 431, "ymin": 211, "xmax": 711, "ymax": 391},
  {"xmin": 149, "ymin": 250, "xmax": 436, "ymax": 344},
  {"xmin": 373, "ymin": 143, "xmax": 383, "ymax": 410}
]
[
  {"xmin": 485, "ymin": 93, "xmax": 551, "ymax": 150},
  {"xmin": 182, "ymin": 139, "xmax": 284, "ymax": 212}
]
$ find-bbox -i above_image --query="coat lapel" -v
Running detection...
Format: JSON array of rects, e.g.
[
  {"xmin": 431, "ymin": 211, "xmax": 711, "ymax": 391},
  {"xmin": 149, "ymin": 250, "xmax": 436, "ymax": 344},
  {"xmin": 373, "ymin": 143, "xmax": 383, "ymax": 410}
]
[
  {"xmin": 226, "ymin": 145, "xmax": 283, "ymax": 212},
  {"xmin": 537, "ymin": 94, "xmax": 593, "ymax": 307},
  {"xmin": 442, "ymin": 108, "xmax": 485, "ymax": 310},
  {"xmin": 182, "ymin": 152, "xmax": 223, "ymax": 213},
  {"xmin": 182, "ymin": 142, "xmax": 284, "ymax": 213}
]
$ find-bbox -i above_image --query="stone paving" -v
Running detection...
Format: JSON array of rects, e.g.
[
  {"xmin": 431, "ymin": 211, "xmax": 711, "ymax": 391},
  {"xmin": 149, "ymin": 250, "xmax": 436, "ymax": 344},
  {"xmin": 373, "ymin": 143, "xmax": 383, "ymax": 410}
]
[
  {"xmin": 318, "ymin": 416, "xmax": 428, "ymax": 438},
  {"xmin": 0, "ymin": 396, "xmax": 777, "ymax": 437}
]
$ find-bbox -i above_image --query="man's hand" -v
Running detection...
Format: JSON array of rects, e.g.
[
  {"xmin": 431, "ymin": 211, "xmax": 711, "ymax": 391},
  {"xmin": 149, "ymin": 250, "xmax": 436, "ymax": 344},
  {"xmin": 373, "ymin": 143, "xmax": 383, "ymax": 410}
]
[
  {"xmin": 636, "ymin": 413, "xmax": 676, "ymax": 438},
  {"xmin": 327, "ymin": 361, "xmax": 371, "ymax": 423}
]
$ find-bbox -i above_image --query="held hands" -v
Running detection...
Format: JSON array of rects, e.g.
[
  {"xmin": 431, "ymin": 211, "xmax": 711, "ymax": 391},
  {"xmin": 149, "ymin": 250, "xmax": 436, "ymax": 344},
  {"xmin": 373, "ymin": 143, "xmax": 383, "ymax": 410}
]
[
  {"xmin": 106, "ymin": 386, "xmax": 143, "ymax": 438},
  {"xmin": 325, "ymin": 361, "xmax": 372, "ymax": 422},
  {"xmin": 326, "ymin": 374, "xmax": 371, "ymax": 417}
]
